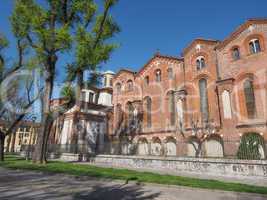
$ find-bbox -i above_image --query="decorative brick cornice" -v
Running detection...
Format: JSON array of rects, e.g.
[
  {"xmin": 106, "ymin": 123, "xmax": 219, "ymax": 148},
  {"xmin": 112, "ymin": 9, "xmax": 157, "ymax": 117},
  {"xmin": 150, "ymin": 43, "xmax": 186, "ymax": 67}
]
[
  {"xmin": 216, "ymin": 18, "xmax": 267, "ymax": 50},
  {"xmin": 182, "ymin": 38, "xmax": 220, "ymax": 56}
]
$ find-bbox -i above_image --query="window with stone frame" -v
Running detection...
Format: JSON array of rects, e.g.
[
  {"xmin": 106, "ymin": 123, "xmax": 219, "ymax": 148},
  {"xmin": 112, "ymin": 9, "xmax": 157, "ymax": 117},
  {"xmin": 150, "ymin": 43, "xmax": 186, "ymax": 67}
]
[
  {"xmin": 168, "ymin": 91, "xmax": 176, "ymax": 126},
  {"xmin": 196, "ymin": 56, "xmax": 206, "ymax": 70},
  {"xmin": 127, "ymin": 80, "xmax": 133, "ymax": 91},
  {"xmin": 145, "ymin": 97, "xmax": 152, "ymax": 128},
  {"xmin": 127, "ymin": 102, "xmax": 134, "ymax": 127},
  {"xmin": 167, "ymin": 68, "xmax": 174, "ymax": 80},
  {"xmin": 155, "ymin": 69, "xmax": 161, "ymax": 82},
  {"xmin": 116, "ymin": 83, "xmax": 122, "ymax": 93},
  {"xmin": 144, "ymin": 76, "xmax": 149, "ymax": 86},
  {"xmin": 232, "ymin": 47, "xmax": 240, "ymax": 60},
  {"xmin": 249, "ymin": 39, "xmax": 261, "ymax": 54},
  {"xmin": 199, "ymin": 78, "xmax": 209, "ymax": 121},
  {"xmin": 244, "ymin": 79, "xmax": 257, "ymax": 119}
]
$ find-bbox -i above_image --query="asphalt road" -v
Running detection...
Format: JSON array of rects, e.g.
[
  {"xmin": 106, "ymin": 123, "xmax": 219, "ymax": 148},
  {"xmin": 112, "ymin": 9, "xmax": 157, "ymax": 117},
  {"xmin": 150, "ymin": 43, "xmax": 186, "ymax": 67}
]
[{"xmin": 0, "ymin": 168, "xmax": 266, "ymax": 200}]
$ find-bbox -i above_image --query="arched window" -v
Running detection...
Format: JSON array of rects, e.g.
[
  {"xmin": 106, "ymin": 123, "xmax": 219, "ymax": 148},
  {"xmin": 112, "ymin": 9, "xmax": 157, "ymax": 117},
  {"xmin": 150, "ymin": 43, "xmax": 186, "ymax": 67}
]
[
  {"xmin": 126, "ymin": 102, "xmax": 134, "ymax": 126},
  {"xmin": 116, "ymin": 83, "xmax": 121, "ymax": 93},
  {"xmin": 144, "ymin": 97, "xmax": 152, "ymax": 128},
  {"xmin": 116, "ymin": 104, "xmax": 123, "ymax": 128},
  {"xmin": 199, "ymin": 79, "xmax": 209, "ymax": 121},
  {"xmin": 249, "ymin": 39, "xmax": 261, "ymax": 54},
  {"xmin": 145, "ymin": 76, "xmax": 149, "ymax": 86},
  {"xmin": 196, "ymin": 56, "xmax": 206, "ymax": 70},
  {"xmin": 155, "ymin": 69, "xmax": 161, "ymax": 82},
  {"xmin": 168, "ymin": 91, "xmax": 176, "ymax": 126},
  {"xmin": 127, "ymin": 80, "xmax": 133, "ymax": 91},
  {"xmin": 167, "ymin": 68, "xmax": 173, "ymax": 80},
  {"xmin": 232, "ymin": 47, "xmax": 240, "ymax": 60},
  {"xmin": 244, "ymin": 79, "xmax": 256, "ymax": 118}
]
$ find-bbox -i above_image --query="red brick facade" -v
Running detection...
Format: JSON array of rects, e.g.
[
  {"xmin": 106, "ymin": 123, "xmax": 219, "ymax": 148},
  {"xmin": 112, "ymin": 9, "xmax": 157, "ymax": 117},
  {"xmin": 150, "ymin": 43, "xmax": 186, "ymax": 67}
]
[{"xmin": 111, "ymin": 19, "xmax": 267, "ymax": 158}]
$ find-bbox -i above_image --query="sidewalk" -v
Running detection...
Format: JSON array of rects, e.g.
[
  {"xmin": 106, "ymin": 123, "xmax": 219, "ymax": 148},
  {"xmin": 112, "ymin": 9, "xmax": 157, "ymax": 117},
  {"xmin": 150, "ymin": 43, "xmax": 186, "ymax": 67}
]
[{"xmin": 1, "ymin": 168, "xmax": 267, "ymax": 200}]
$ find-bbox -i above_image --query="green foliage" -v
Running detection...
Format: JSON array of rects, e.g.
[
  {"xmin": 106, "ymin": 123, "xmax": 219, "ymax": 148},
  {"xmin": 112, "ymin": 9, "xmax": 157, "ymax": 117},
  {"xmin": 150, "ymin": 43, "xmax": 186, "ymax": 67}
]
[
  {"xmin": 0, "ymin": 34, "xmax": 8, "ymax": 51},
  {"xmin": 0, "ymin": 34, "xmax": 8, "ymax": 74},
  {"xmin": 1, "ymin": 155, "xmax": 267, "ymax": 195},
  {"xmin": 60, "ymin": 84, "xmax": 75, "ymax": 103},
  {"xmin": 237, "ymin": 133, "xmax": 266, "ymax": 160}
]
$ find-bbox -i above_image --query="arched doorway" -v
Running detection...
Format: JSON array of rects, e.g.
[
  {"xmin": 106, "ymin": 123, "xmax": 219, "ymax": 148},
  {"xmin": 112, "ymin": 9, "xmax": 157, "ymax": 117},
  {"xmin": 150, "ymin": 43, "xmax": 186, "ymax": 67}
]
[
  {"xmin": 204, "ymin": 136, "xmax": 224, "ymax": 158},
  {"xmin": 165, "ymin": 137, "xmax": 177, "ymax": 156},
  {"xmin": 120, "ymin": 138, "xmax": 131, "ymax": 155},
  {"xmin": 187, "ymin": 137, "xmax": 200, "ymax": 157},
  {"xmin": 137, "ymin": 138, "xmax": 149, "ymax": 155},
  {"xmin": 151, "ymin": 137, "xmax": 162, "ymax": 156}
]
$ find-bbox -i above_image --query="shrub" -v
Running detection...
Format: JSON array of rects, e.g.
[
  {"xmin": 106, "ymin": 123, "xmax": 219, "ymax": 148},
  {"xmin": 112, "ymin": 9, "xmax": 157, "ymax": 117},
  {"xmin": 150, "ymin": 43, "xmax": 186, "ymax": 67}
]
[{"xmin": 237, "ymin": 133, "xmax": 265, "ymax": 160}]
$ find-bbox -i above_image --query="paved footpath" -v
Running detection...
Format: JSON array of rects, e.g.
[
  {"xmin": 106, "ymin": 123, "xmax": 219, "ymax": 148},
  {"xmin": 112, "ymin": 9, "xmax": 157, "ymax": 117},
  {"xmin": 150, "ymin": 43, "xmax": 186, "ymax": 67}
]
[{"xmin": 0, "ymin": 168, "xmax": 267, "ymax": 200}]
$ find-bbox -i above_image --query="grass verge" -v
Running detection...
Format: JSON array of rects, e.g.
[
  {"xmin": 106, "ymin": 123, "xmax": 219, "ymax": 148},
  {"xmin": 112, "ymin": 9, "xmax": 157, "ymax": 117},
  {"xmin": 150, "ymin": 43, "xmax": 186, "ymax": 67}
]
[{"xmin": 0, "ymin": 155, "xmax": 267, "ymax": 195}]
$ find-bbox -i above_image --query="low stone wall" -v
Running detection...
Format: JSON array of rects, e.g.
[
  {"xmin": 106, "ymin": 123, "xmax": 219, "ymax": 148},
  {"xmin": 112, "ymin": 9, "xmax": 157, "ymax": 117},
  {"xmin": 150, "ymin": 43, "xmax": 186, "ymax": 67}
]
[{"xmin": 91, "ymin": 155, "xmax": 267, "ymax": 177}]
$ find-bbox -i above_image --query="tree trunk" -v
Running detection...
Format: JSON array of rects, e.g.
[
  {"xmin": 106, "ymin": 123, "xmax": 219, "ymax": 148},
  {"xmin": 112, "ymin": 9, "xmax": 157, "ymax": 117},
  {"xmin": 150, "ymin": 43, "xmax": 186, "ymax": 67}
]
[
  {"xmin": 33, "ymin": 72, "xmax": 54, "ymax": 164},
  {"xmin": 76, "ymin": 70, "xmax": 83, "ymax": 109},
  {"xmin": 10, "ymin": 131, "xmax": 16, "ymax": 153},
  {"xmin": 195, "ymin": 143, "xmax": 202, "ymax": 158},
  {"xmin": 71, "ymin": 70, "xmax": 83, "ymax": 154},
  {"xmin": 5, "ymin": 134, "xmax": 11, "ymax": 153},
  {"xmin": 0, "ymin": 132, "xmax": 5, "ymax": 162}
]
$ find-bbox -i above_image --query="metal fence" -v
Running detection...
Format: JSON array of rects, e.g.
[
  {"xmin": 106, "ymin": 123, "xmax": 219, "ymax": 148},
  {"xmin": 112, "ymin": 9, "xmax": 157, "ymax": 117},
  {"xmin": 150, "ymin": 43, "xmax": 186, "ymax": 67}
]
[{"xmin": 20, "ymin": 139, "xmax": 267, "ymax": 160}]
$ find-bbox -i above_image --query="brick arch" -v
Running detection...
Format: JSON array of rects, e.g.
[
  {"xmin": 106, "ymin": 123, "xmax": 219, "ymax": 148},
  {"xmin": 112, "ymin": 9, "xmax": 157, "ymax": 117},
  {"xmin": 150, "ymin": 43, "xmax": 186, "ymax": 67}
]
[
  {"xmin": 239, "ymin": 132, "xmax": 266, "ymax": 159},
  {"xmin": 164, "ymin": 136, "xmax": 177, "ymax": 143},
  {"xmin": 243, "ymin": 33, "xmax": 265, "ymax": 55},
  {"xmin": 235, "ymin": 72, "xmax": 255, "ymax": 83},
  {"xmin": 164, "ymin": 136, "xmax": 177, "ymax": 156},
  {"xmin": 193, "ymin": 73, "xmax": 214, "ymax": 83},
  {"xmin": 164, "ymin": 89, "xmax": 176, "ymax": 97},
  {"xmin": 138, "ymin": 137, "xmax": 148, "ymax": 143},
  {"xmin": 151, "ymin": 136, "xmax": 162, "ymax": 156},
  {"xmin": 204, "ymin": 134, "xmax": 224, "ymax": 157},
  {"xmin": 151, "ymin": 136, "xmax": 161, "ymax": 144},
  {"xmin": 191, "ymin": 51, "xmax": 209, "ymax": 66}
]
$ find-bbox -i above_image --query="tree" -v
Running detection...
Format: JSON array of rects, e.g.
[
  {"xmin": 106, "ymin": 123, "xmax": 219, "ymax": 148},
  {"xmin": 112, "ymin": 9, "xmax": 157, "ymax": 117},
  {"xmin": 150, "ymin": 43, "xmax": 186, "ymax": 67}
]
[
  {"xmin": 178, "ymin": 117, "xmax": 217, "ymax": 157},
  {"xmin": 0, "ymin": 57, "xmax": 41, "ymax": 161},
  {"xmin": 11, "ymin": 0, "xmax": 119, "ymax": 164},
  {"xmin": 65, "ymin": 0, "xmax": 119, "ymax": 154},
  {"xmin": 0, "ymin": 31, "xmax": 42, "ymax": 161}
]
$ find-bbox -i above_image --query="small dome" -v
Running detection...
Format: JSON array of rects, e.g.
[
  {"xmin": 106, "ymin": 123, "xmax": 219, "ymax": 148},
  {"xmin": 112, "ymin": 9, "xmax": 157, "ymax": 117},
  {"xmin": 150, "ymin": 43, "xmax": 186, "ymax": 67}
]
[{"xmin": 104, "ymin": 70, "xmax": 115, "ymax": 75}]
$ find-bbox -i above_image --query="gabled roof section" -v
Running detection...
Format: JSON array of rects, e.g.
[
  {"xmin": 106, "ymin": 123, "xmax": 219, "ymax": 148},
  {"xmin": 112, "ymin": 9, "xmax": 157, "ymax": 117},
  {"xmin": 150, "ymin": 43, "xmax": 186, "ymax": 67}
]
[
  {"xmin": 138, "ymin": 53, "xmax": 183, "ymax": 76},
  {"xmin": 216, "ymin": 18, "xmax": 267, "ymax": 50},
  {"xmin": 182, "ymin": 38, "xmax": 220, "ymax": 56},
  {"xmin": 113, "ymin": 68, "xmax": 136, "ymax": 80}
]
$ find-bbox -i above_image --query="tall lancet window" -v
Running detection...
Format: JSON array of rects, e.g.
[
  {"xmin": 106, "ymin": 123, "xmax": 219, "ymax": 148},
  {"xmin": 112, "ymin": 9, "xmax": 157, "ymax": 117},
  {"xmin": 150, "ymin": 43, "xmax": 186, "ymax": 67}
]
[
  {"xmin": 168, "ymin": 91, "xmax": 176, "ymax": 126},
  {"xmin": 244, "ymin": 79, "xmax": 256, "ymax": 119},
  {"xmin": 144, "ymin": 97, "xmax": 152, "ymax": 128},
  {"xmin": 199, "ymin": 79, "xmax": 209, "ymax": 121}
]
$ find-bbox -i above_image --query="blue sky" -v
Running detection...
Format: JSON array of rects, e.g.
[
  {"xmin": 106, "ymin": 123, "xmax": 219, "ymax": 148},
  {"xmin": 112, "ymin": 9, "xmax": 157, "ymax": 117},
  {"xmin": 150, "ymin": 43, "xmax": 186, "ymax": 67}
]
[{"xmin": 1, "ymin": 0, "xmax": 267, "ymax": 79}]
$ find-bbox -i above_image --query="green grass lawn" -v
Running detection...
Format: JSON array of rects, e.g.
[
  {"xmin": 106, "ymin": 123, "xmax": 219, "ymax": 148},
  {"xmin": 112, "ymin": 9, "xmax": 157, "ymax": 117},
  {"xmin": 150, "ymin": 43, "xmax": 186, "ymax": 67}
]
[{"xmin": 0, "ymin": 155, "xmax": 267, "ymax": 195}]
